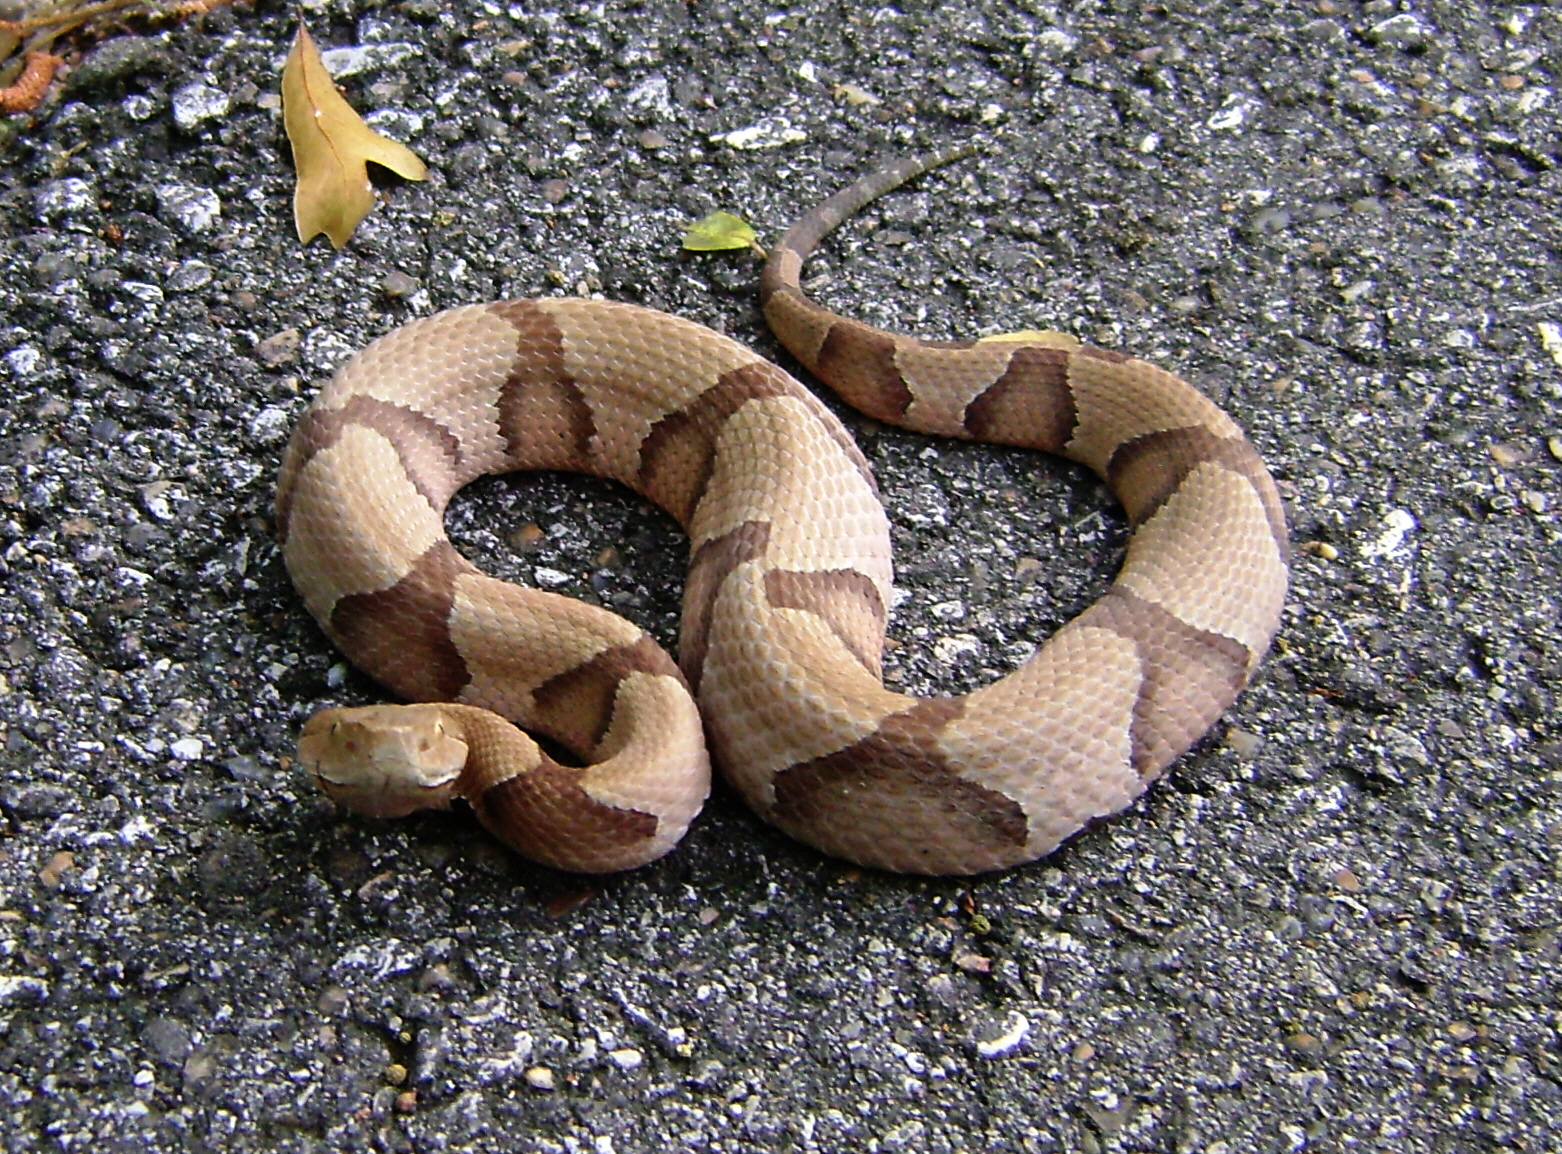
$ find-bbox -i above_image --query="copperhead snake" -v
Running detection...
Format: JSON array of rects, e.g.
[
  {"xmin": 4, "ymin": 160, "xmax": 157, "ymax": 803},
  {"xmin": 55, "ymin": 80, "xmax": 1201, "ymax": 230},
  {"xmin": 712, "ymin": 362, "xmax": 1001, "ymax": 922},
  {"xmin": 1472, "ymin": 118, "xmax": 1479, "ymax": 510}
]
[{"xmin": 276, "ymin": 148, "xmax": 1288, "ymax": 875}]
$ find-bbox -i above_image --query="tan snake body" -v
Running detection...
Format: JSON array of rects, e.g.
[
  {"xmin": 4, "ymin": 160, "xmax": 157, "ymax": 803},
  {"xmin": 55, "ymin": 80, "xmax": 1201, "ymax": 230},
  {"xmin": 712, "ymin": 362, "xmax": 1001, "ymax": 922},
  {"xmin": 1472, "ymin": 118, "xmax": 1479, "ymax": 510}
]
[{"xmin": 276, "ymin": 149, "xmax": 1288, "ymax": 874}]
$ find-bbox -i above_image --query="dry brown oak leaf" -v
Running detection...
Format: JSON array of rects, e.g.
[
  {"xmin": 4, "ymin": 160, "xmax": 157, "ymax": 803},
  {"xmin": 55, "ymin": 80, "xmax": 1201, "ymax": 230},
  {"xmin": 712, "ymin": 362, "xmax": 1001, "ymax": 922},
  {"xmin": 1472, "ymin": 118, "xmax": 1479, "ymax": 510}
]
[{"xmin": 281, "ymin": 22, "xmax": 426, "ymax": 248}]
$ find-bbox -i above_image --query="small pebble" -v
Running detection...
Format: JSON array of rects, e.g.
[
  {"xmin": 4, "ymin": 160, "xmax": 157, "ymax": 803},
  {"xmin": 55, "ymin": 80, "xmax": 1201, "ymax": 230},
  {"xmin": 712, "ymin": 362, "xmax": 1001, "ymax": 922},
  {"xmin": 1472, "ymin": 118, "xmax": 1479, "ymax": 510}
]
[
  {"xmin": 382, "ymin": 270, "xmax": 420, "ymax": 298},
  {"xmin": 1225, "ymin": 728, "xmax": 1263, "ymax": 757},
  {"xmin": 171, "ymin": 83, "xmax": 229, "ymax": 130},
  {"xmin": 1284, "ymin": 1031, "xmax": 1325, "ymax": 1058},
  {"xmin": 975, "ymin": 1012, "xmax": 1029, "ymax": 1059},
  {"xmin": 256, "ymin": 329, "xmax": 302, "ymax": 367},
  {"xmin": 38, "ymin": 851, "xmax": 74, "ymax": 888},
  {"xmin": 1488, "ymin": 441, "xmax": 1528, "ymax": 467}
]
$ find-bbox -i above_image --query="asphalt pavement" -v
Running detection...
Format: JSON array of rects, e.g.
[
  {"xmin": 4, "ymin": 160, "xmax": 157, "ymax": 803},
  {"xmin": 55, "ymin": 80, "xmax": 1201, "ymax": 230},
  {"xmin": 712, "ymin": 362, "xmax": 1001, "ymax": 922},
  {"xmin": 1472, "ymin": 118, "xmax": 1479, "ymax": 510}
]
[{"xmin": 0, "ymin": 2, "xmax": 1557, "ymax": 1151}]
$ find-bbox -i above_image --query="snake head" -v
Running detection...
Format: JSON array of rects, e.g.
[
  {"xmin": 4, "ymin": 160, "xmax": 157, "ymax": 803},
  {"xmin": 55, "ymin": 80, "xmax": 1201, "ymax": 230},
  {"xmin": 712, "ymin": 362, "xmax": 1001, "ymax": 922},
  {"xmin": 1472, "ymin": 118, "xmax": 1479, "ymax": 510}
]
[{"xmin": 298, "ymin": 704, "xmax": 468, "ymax": 818}]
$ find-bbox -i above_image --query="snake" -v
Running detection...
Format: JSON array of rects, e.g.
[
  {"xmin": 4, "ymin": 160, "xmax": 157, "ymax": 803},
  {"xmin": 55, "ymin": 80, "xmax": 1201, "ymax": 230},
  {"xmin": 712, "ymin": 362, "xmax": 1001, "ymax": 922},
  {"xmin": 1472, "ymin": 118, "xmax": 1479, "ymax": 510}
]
[{"xmin": 275, "ymin": 147, "xmax": 1288, "ymax": 875}]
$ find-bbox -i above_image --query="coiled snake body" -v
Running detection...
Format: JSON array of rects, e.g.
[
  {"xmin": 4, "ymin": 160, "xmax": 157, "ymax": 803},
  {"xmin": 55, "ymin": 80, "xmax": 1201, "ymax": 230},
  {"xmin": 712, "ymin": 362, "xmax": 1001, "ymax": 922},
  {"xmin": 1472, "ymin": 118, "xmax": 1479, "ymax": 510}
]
[{"xmin": 276, "ymin": 150, "xmax": 1288, "ymax": 874}]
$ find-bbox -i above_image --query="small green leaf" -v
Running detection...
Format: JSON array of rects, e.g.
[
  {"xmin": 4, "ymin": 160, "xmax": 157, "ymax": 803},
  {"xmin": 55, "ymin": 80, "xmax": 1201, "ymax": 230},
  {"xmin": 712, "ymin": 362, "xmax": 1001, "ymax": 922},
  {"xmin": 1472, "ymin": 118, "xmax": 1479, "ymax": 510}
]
[{"xmin": 682, "ymin": 210, "xmax": 758, "ymax": 253}]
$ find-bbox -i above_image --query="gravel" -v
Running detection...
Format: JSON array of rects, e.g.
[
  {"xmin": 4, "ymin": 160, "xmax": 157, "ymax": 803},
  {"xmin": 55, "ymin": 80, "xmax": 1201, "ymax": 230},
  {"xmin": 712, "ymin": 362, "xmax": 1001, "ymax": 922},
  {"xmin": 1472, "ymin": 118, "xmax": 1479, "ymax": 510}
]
[{"xmin": 0, "ymin": 1, "xmax": 1558, "ymax": 1151}]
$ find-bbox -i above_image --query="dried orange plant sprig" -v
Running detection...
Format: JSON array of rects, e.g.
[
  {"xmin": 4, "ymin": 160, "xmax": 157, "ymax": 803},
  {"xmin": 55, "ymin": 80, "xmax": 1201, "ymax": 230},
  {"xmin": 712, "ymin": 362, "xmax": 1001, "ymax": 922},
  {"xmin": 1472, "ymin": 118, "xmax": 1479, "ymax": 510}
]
[
  {"xmin": 0, "ymin": 50, "xmax": 61, "ymax": 113},
  {"xmin": 0, "ymin": 0, "xmax": 238, "ymax": 115},
  {"xmin": 2, "ymin": 0, "xmax": 224, "ymax": 38}
]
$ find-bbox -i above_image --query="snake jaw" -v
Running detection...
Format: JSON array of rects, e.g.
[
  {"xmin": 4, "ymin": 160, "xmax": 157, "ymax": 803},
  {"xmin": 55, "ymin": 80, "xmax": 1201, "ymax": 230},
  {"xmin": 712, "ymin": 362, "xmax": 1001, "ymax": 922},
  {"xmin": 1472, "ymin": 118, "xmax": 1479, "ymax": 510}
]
[{"xmin": 298, "ymin": 704, "xmax": 469, "ymax": 819}]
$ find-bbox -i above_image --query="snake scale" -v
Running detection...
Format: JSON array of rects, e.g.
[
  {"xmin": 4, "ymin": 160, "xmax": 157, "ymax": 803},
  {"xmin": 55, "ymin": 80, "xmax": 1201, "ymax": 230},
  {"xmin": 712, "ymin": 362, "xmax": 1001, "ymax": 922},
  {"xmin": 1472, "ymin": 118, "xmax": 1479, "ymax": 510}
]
[{"xmin": 275, "ymin": 148, "xmax": 1288, "ymax": 875}]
